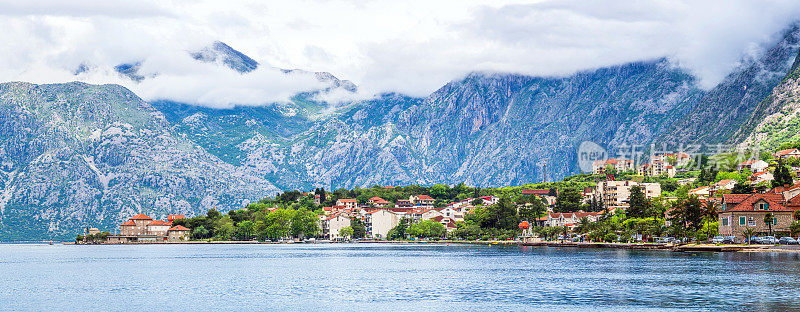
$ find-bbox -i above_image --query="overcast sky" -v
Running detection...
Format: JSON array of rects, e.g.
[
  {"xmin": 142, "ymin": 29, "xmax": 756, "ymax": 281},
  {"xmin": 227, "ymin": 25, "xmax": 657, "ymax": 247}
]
[{"xmin": 1, "ymin": 0, "xmax": 799, "ymax": 108}]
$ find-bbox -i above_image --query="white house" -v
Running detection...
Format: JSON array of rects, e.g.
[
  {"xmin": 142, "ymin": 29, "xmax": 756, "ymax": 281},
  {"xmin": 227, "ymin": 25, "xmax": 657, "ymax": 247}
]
[
  {"xmin": 751, "ymin": 171, "xmax": 774, "ymax": 185},
  {"xmin": 336, "ymin": 199, "xmax": 357, "ymax": 210},
  {"xmin": 738, "ymin": 159, "xmax": 769, "ymax": 173},
  {"xmin": 364, "ymin": 209, "xmax": 402, "ymax": 239},
  {"xmin": 689, "ymin": 186, "xmax": 710, "ymax": 198},
  {"xmin": 321, "ymin": 214, "xmax": 351, "ymax": 240}
]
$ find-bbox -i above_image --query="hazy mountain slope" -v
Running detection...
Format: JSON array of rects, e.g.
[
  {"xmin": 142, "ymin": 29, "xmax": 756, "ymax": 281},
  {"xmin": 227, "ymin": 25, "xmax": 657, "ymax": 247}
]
[
  {"xmin": 661, "ymin": 25, "xmax": 800, "ymax": 145},
  {"xmin": 737, "ymin": 49, "xmax": 800, "ymax": 150},
  {"xmin": 162, "ymin": 58, "xmax": 702, "ymax": 190},
  {"xmin": 0, "ymin": 82, "xmax": 278, "ymax": 240}
]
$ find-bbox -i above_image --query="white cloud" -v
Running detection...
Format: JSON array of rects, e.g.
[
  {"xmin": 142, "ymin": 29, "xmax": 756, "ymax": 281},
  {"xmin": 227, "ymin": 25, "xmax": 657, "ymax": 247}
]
[{"xmin": 0, "ymin": 0, "xmax": 798, "ymax": 106}]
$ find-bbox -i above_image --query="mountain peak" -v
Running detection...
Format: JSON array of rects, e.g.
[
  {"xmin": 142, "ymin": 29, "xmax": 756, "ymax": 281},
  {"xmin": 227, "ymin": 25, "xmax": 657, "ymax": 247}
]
[{"xmin": 191, "ymin": 41, "xmax": 259, "ymax": 74}]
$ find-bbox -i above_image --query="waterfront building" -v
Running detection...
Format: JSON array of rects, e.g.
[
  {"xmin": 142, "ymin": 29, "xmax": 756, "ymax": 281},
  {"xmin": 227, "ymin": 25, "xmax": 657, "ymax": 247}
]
[
  {"xmin": 320, "ymin": 213, "xmax": 351, "ymax": 240},
  {"xmin": 107, "ymin": 214, "xmax": 188, "ymax": 243},
  {"xmin": 364, "ymin": 209, "xmax": 403, "ymax": 238},
  {"xmin": 167, "ymin": 225, "xmax": 190, "ymax": 241},
  {"xmin": 718, "ymin": 193, "xmax": 795, "ymax": 237}
]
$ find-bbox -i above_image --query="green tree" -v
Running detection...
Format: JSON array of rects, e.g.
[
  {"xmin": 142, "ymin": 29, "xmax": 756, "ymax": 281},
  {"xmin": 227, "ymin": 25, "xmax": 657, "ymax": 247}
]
[
  {"xmin": 773, "ymin": 158, "xmax": 793, "ymax": 187},
  {"xmin": 339, "ymin": 226, "xmax": 354, "ymax": 240},
  {"xmin": 430, "ymin": 184, "xmax": 448, "ymax": 199},
  {"xmin": 743, "ymin": 227, "xmax": 756, "ymax": 245},
  {"xmin": 291, "ymin": 209, "xmax": 320, "ymax": 238},
  {"xmin": 237, "ymin": 220, "xmax": 255, "ymax": 240},
  {"xmin": 701, "ymin": 200, "xmax": 718, "ymax": 239},
  {"xmin": 764, "ymin": 212, "xmax": 774, "ymax": 237},
  {"xmin": 519, "ymin": 197, "xmax": 547, "ymax": 222},
  {"xmin": 731, "ymin": 183, "xmax": 753, "ymax": 194},
  {"xmin": 790, "ymin": 220, "xmax": 800, "ymax": 237},
  {"xmin": 192, "ymin": 226, "xmax": 209, "ymax": 239},
  {"xmin": 206, "ymin": 209, "xmax": 221, "ymax": 220},
  {"xmin": 388, "ymin": 218, "xmax": 410, "ymax": 240},
  {"xmin": 451, "ymin": 221, "xmax": 481, "ymax": 240},
  {"xmin": 407, "ymin": 219, "xmax": 446, "ymax": 238},
  {"xmin": 263, "ymin": 209, "xmax": 294, "ymax": 240},
  {"xmin": 350, "ymin": 217, "xmax": 367, "ymax": 238},
  {"xmin": 627, "ymin": 186, "xmax": 649, "ymax": 219},
  {"xmin": 667, "ymin": 196, "xmax": 704, "ymax": 240},
  {"xmin": 555, "ymin": 188, "xmax": 582, "ymax": 212},
  {"xmin": 480, "ymin": 194, "xmax": 520, "ymax": 230}
]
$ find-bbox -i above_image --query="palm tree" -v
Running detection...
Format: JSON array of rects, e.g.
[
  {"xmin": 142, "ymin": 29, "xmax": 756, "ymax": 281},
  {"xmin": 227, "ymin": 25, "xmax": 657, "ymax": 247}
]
[
  {"xmin": 743, "ymin": 228, "xmax": 757, "ymax": 245},
  {"xmin": 764, "ymin": 212, "xmax": 774, "ymax": 237},
  {"xmin": 576, "ymin": 217, "xmax": 591, "ymax": 235},
  {"xmin": 702, "ymin": 201, "xmax": 718, "ymax": 239}
]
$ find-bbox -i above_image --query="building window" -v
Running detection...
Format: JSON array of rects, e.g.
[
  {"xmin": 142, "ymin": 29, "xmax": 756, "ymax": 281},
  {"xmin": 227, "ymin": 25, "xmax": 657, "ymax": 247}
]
[
  {"xmin": 722, "ymin": 218, "xmax": 728, "ymax": 226},
  {"xmin": 773, "ymin": 217, "xmax": 778, "ymax": 225},
  {"xmin": 739, "ymin": 217, "xmax": 746, "ymax": 225}
]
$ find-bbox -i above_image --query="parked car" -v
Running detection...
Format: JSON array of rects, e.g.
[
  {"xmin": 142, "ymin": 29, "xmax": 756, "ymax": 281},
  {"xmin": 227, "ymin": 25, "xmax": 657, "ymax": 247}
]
[
  {"xmin": 749, "ymin": 236, "xmax": 763, "ymax": 244},
  {"xmin": 779, "ymin": 237, "xmax": 798, "ymax": 245},
  {"xmin": 721, "ymin": 236, "xmax": 739, "ymax": 244},
  {"xmin": 711, "ymin": 236, "xmax": 724, "ymax": 244},
  {"xmin": 760, "ymin": 236, "xmax": 779, "ymax": 244},
  {"xmin": 656, "ymin": 237, "xmax": 676, "ymax": 243}
]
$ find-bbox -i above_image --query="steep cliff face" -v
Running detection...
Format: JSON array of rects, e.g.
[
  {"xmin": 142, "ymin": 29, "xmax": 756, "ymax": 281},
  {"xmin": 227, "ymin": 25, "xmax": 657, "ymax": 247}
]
[
  {"xmin": 159, "ymin": 58, "xmax": 702, "ymax": 190},
  {"xmin": 0, "ymin": 82, "xmax": 278, "ymax": 240},
  {"xmin": 737, "ymin": 49, "xmax": 800, "ymax": 150},
  {"xmin": 661, "ymin": 25, "xmax": 800, "ymax": 145}
]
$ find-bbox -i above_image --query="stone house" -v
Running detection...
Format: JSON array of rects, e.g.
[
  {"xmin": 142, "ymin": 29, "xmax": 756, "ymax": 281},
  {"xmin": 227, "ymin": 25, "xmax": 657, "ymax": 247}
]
[
  {"xmin": 167, "ymin": 225, "xmax": 190, "ymax": 241},
  {"xmin": 718, "ymin": 194, "xmax": 794, "ymax": 237}
]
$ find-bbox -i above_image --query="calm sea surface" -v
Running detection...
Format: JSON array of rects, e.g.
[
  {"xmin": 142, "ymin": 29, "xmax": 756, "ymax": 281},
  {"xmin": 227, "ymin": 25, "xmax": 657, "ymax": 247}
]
[{"xmin": 2, "ymin": 243, "xmax": 800, "ymax": 311}]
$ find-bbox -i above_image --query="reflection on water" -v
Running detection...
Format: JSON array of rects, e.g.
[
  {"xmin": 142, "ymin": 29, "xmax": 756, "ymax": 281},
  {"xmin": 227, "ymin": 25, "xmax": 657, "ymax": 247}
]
[{"xmin": 1, "ymin": 243, "xmax": 799, "ymax": 311}]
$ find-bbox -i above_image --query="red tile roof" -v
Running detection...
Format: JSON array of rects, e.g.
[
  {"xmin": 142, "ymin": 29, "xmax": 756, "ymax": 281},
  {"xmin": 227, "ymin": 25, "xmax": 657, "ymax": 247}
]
[
  {"xmin": 775, "ymin": 148, "xmax": 800, "ymax": 157},
  {"xmin": 338, "ymin": 199, "xmax": 357, "ymax": 203},
  {"xmin": 417, "ymin": 195, "xmax": 434, "ymax": 200},
  {"xmin": 522, "ymin": 189, "xmax": 553, "ymax": 195},
  {"xmin": 716, "ymin": 179, "xmax": 736, "ymax": 186},
  {"xmin": 120, "ymin": 220, "xmax": 136, "ymax": 226},
  {"xmin": 167, "ymin": 215, "xmax": 185, "ymax": 221},
  {"xmin": 723, "ymin": 194, "xmax": 751, "ymax": 205},
  {"xmin": 786, "ymin": 193, "xmax": 800, "ymax": 207},
  {"xmin": 147, "ymin": 220, "xmax": 170, "ymax": 226},
  {"xmin": 368, "ymin": 197, "xmax": 390, "ymax": 204},
  {"xmin": 129, "ymin": 214, "xmax": 152, "ymax": 220},
  {"xmin": 725, "ymin": 194, "xmax": 793, "ymax": 212},
  {"xmin": 168, "ymin": 225, "xmax": 190, "ymax": 231}
]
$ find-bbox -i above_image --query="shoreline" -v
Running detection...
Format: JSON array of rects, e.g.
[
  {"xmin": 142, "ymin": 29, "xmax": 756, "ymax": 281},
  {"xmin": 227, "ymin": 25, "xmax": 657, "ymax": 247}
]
[{"xmin": 58, "ymin": 240, "xmax": 800, "ymax": 252}]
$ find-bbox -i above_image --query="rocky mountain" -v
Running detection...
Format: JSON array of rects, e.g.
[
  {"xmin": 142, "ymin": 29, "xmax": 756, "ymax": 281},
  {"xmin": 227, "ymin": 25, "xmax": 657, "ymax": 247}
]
[
  {"xmin": 4, "ymin": 25, "xmax": 800, "ymax": 240},
  {"xmin": 191, "ymin": 41, "xmax": 259, "ymax": 74},
  {"xmin": 737, "ymin": 48, "xmax": 800, "ymax": 150},
  {"xmin": 160, "ymin": 58, "xmax": 703, "ymax": 190},
  {"xmin": 0, "ymin": 82, "xmax": 278, "ymax": 240},
  {"xmin": 660, "ymin": 24, "xmax": 800, "ymax": 146}
]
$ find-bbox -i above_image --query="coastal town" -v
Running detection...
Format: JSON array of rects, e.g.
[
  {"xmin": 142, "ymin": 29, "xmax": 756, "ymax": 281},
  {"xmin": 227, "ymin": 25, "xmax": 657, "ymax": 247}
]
[{"xmin": 79, "ymin": 146, "xmax": 800, "ymax": 251}]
